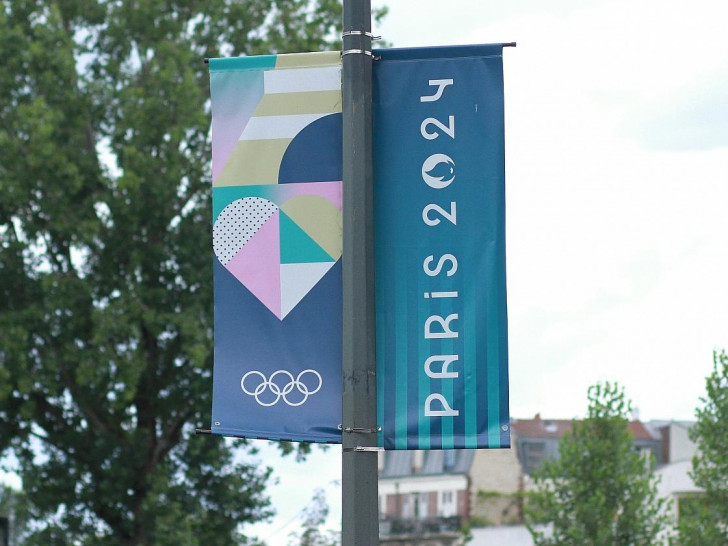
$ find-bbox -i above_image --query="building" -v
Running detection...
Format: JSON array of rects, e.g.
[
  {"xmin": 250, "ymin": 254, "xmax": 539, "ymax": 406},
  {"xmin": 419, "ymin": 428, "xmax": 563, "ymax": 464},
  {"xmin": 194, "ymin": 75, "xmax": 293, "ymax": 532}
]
[
  {"xmin": 648, "ymin": 420, "xmax": 701, "ymax": 523},
  {"xmin": 378, "ymin": 450, "xmax": 472, "ymax": 545},
  {"xmin": 378, "ymin": 415, "xmax": 698, "ymax": 544},
  {"xmin": 512, "ymin": 414, "xmax": 663, "ymax": 473}
]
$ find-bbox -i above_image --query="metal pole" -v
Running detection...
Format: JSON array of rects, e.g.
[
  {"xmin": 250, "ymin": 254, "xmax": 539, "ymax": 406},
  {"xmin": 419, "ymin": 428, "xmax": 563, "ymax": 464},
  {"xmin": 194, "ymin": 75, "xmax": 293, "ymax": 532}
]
[
  {"xmin": 0, "ymin": 515, "xmax": 8, "ymax": 546},
  {"xmin": 341, "ymin": 1, "xmax": 378, "ymax": 545}
]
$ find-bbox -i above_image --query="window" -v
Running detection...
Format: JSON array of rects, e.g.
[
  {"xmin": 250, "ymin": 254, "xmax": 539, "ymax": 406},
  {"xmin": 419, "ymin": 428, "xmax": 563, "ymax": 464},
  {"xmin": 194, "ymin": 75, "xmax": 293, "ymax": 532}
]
[
  {"xmin": 439, "ymin": 490, "xmax": 456, "ymax": 517},
  {"xmin": 415, "ymin": 492, "xmax": 429, "ymax": 520},
  {"xmin": 522, "ymin": 440, "xmax": 546, "ymax": 473},
  {"xmin": 443, "ymin": 450, "xmax": 456, "ymax": 470},
  {"xmin": 401, "ymin": 493, "xmax": 413, "ymax": 518},
  {"xmin": 413, "ymin": 450, "xmax": 424, "ymax": 473}
]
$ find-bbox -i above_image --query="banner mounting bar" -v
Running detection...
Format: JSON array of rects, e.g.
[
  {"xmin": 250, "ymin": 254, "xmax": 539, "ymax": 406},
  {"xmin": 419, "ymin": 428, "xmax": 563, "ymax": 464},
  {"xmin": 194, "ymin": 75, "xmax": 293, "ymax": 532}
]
[
  {"xmin": 341, "ymin": 49, "xmax": 374, "ymax": 57},
  {"xmin": 342, "ymin": 30, "xmax": 382, "ymax": 40},
  {"xmin": 343, "ymin": 446, "xmax": 384, "ymax": 453},
  {"xmin": 339, "ymin": 424, "xmax": 382, "ymax": 433}
]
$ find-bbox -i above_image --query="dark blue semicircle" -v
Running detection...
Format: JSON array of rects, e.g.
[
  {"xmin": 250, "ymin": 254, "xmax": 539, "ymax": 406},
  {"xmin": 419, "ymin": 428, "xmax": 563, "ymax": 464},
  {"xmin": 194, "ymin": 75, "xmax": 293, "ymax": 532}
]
[{"xmin": 278, "ymin": 113, "xmax": 342, "ymax": 184}]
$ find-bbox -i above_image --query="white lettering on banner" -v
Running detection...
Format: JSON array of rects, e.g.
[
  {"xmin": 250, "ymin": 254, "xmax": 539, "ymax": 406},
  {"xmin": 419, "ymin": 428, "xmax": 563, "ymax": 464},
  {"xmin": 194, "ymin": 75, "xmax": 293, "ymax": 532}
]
[
  {"xmin": 420, "ymin": 116, "xmax": 455, "ymax": 140},
  {"xmin": 419, "ymin": 79, "xmax": 454, "ymax": 102},
  {"xmin": 424, "ymin": 314, "xmax": 459, "ymax": 339},
  {"xmin": 424, "ymin": 355, "xmax": 459, "ymax": 379},
  {"xmin": 422, "ymin": 202, "xmax": 457, "ymax": 226},
  {"xmin": 423, "ymin": 291, "xmax": 459, "ymax": 299},
  {"xmin": 423, "ymin": 254, "xmax": 458, "ymax": 277},
  {"xmin": 419, "ymin": 78, "xmax": 462, "ymax": 422},
  {"xmin": 424, "ymin": 394, "xmax": 460, "ymax": 417}
]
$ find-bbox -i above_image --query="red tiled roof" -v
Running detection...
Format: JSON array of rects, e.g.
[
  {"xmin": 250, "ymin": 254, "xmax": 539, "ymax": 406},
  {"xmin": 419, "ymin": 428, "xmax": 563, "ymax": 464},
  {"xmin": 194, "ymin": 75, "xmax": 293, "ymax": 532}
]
[
  {"xmin": 511, "ymin": 415, "xmax": 655, "ymax": 441},
  {"xmin": 628, "ymin": 420, "xmax": 654, "ymax": 440},
  {"xmin": 511, "ymin": 418, "xmax": 572, "ymax": 439}
]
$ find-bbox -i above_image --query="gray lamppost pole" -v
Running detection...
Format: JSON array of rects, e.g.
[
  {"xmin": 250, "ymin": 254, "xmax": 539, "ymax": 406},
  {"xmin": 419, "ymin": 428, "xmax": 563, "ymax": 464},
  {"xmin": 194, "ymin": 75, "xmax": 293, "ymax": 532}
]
[
  {"xmin": 341, "ymin": 1, "xmax": 378, "ymax": 545},
  {"xmin": 0, "ymin": 515, "xmax": 8, "ymax": 546}
]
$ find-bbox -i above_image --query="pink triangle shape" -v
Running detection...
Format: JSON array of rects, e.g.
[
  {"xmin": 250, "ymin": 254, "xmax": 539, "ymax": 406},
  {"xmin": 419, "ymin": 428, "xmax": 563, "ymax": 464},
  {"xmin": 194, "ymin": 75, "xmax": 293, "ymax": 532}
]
[{"xmin": 225, "ymin": 210, "xmax": 282, "ymax": 319}]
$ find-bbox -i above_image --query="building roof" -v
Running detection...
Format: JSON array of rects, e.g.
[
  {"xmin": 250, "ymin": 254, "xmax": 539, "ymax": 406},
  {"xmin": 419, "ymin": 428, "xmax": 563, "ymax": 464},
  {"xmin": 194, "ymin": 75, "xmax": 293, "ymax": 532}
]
[
  {"xmin": 511, "ymin": 414, "xmax": 656, "ymax": 441},
  {"xmin": 380, "ymin": 449, "xmax": 475, "ymax": 478},
  {"xmin": 644, "ymin": 419, "xmax": 695, "ymax": 437},
  {"xmin": 378, "ymin": 415, "xmax": 662, "ymax": 480}
]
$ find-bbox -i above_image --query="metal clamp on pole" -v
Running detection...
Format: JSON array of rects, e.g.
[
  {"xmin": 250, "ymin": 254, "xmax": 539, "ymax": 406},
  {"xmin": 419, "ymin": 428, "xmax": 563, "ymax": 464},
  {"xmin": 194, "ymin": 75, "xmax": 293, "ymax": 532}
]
[
  {"xmin": 341, "ymin": 28, "xmax": 378, "ymax": 58},
  {"xmin": 342, "ymin": 30, "xmax": 382, "ymax": 40},
  {"xmin": 343, "ymin": 446, "xmax": 383, "ymax": 453},
  {"xmin": 341, "ymin": 49, "xmax": 374, "ymax": 57},
  {"xmin": 339, "ymin": 424, "xmax": 382, "ymax": 433}
]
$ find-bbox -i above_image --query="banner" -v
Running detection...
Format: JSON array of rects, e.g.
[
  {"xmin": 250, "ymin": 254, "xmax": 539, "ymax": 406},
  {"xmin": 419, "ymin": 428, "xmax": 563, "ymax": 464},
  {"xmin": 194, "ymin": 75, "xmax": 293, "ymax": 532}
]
[
  {"xmin": 373, "ymin": 45, "xmax": 510, "ymax": 450},
  {"xmin": 209, "ymin": 52, "xmax": 343, "ymax": 443}
]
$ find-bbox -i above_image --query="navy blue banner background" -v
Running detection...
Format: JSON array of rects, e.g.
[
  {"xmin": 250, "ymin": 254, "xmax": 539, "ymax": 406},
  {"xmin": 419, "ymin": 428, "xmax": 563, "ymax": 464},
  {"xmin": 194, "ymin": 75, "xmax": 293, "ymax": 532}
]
[{"xmin": 212, "ymin": 259, "xmax": 342, "ymax": 442}]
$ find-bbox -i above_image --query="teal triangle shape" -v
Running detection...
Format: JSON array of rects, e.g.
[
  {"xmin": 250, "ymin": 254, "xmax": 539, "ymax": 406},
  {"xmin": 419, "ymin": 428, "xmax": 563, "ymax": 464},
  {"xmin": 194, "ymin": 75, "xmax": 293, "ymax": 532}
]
[{"xmin": 279, "ymin": 210, "xmax": 335, "ymax": 264}]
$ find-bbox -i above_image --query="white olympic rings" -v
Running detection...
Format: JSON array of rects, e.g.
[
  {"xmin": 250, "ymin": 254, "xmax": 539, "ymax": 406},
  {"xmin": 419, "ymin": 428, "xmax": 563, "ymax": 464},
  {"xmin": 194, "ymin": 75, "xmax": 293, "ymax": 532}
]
[{"xmin": 240, "ymin": 369, "xmax": 323, "ymax": 407}]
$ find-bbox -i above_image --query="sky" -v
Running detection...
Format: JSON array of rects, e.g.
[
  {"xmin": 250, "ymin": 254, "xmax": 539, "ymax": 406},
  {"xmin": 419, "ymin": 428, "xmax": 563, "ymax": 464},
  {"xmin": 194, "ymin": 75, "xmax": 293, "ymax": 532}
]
[
  {"xmin": 4, "ymin": 0, "xmax": 728, "ymax": 544},
  {"xmin": 247, "ymin": 0, "xmax": 728, "ymax": 543}
]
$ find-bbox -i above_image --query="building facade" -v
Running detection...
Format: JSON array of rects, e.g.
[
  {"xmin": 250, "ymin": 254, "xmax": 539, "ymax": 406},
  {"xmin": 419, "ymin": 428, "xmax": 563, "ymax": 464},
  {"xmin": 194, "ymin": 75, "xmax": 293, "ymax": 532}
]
[
  {"xmin": 377, "ymin": 415, "xmax": 698, "ymax": 543},
  {"xmin": 378, "ymin": 450, "xmax": 472, "ymax": 545}
]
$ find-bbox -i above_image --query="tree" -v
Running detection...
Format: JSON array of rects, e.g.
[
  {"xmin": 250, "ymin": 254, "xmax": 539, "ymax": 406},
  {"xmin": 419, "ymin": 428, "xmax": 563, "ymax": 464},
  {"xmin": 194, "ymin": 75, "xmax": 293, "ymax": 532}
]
[
  {"xmin": 525, "ymin": 382, "xmax": 671, "ymax": 545},
  {"xmin": 677, "ymin": 349, "xmax": 728, "ymax": 545},
  {"xmin": 0, "ymin": 1, "xmax": 388, "ymax": 543},
  {"xmin": 287, "ymin": 488, "xmax": 340, "ymax": 546},
  {"xmin": 0, "ymin": 484, "xmax": 32, "ymax": 545}
]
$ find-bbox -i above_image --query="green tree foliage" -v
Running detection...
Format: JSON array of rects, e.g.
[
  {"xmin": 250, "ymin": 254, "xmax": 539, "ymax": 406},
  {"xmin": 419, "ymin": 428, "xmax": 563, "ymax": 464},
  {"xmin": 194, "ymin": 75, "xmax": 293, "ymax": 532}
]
[
  {"xmin": 0, "ymin": 484, "xmax": 32, "ymax": 545},
  {"xmin": 287, "ymin": 488, "xmax": 340, "ymax": 546},
  {"xmin": 0, "ymin": 1, "xmax": 388, "ymax": 543},
  {"xmin": 525, "ymin": 382, "xmax": 670, "ymax": 545},
  {"xmin": 677, "ymin": 349, "xmax": 728, "ymax": 545}
]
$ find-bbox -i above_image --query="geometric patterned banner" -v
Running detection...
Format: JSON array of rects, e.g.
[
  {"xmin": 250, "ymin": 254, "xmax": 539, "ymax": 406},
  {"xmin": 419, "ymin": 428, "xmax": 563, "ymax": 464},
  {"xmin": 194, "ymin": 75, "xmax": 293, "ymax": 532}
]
[
  {"xmin": 209, "ymin": 52, "xmax": 342, "ymax": 443},
  {"xmin": 208, "ymin": 45, "xmax": 509, "ymax": 448},
  {"xmin": 373, "ymin": 44, "xmax": 510, "ymax": 450}
]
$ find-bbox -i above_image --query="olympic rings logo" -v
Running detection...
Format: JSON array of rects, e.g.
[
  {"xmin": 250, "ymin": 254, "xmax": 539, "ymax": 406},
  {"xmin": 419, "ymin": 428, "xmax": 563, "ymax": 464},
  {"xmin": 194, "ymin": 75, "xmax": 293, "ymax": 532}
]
[{"xmin": 241, "ymin": 369, "xmax": 323, "ymax": 407}]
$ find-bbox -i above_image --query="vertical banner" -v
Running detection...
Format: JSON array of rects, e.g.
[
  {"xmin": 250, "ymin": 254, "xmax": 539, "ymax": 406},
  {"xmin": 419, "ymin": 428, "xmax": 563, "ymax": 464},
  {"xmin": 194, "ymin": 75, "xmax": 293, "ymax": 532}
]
[
  {"xmin": 373, "ymin": 45, "xmax": 510, "ymax": 450},
  {"xmin": 209, "ymin": 52, "xmax": 343, "ymax": 443}
]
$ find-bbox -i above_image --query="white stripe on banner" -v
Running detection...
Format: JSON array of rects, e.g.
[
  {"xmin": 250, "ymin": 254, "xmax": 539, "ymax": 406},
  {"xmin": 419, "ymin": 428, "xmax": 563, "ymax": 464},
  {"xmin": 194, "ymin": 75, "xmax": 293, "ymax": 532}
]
[
  {"xmin": 238, "ymin": 113, "xmax": 329, "ymax": 140},
  {"xmin": 263, "ymin": 66, "xmax": 341, "ymax": 94}
]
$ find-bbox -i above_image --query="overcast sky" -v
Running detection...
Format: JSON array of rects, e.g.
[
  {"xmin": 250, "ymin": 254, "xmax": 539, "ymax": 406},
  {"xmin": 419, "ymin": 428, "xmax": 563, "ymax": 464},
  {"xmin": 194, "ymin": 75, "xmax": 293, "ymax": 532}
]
[
  {"xmin": 249, "ymin": 1, "xmax": 728, "ymax": 543},
  {"xmin": 3, "ymin": 1, "xmax": 727, "ymax": 543}
]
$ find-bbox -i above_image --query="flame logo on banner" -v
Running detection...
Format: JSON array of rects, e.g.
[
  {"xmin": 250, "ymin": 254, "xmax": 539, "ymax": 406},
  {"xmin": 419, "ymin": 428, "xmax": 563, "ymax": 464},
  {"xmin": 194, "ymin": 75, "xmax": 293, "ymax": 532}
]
[{"xmin": 422, "ymin": 153, "xmax": 456, "ymax": 189}]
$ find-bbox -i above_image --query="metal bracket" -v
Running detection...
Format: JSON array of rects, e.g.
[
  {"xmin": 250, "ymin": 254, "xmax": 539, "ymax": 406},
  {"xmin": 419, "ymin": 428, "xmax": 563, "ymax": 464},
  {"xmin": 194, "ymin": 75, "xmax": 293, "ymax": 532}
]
[
  {"xmin": 339, "ymin": 424, "xmax": 382, "ymax": 433},
  {"xmin": 341, "ymin": 29, "xmax": 382, "ymax": 59},
  {"xmin": 341, "ymin": 49, "xmax": 374, "ymax": 57},
  {"xmin": 342, "ymin": 30, "xmax": 382, "ymax": 40},
  {"xmin": 343, "ymin": 446, "xmax": 383, "ymax": 453}
]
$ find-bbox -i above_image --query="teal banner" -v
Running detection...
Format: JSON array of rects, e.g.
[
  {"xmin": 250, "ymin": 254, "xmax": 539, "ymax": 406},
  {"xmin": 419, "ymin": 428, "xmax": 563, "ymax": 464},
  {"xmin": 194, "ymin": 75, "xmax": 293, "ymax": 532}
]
[{"xmin": 374, "ymin": 45, "xmax": 510, "ymax": 450}]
